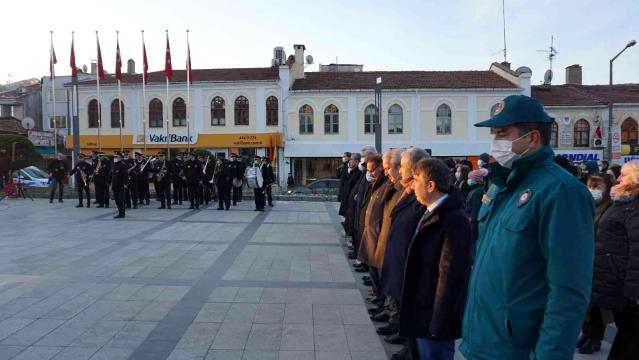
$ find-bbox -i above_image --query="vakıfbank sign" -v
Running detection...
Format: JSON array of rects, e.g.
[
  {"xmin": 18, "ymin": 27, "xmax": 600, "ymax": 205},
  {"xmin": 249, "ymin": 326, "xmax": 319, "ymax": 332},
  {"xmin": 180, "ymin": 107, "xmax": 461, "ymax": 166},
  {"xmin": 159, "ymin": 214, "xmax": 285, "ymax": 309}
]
[{"xmin": 133, "ymin": 130, "xmax": 199, "ymax": 145}]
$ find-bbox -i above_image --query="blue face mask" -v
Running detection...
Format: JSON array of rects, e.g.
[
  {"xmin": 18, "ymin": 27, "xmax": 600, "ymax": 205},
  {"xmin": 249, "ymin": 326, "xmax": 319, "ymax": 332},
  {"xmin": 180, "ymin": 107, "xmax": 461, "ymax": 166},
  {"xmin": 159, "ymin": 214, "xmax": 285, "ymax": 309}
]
[{"xmin": 467, "ymin": 179, "xmax": 474, "ymax": 186}]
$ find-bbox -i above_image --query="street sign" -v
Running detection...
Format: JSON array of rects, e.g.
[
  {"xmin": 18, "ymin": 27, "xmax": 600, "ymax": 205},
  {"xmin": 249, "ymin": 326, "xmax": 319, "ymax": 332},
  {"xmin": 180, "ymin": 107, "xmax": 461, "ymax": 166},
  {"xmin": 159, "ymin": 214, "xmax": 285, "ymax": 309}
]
[{"xmin": 28, "ymin": 130, "xmax": 54, "ymax": 147}]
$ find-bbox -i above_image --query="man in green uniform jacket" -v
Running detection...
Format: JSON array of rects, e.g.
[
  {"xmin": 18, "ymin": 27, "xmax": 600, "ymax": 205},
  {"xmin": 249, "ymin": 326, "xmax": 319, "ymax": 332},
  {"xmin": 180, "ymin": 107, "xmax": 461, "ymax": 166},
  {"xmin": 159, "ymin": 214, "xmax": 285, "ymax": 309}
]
[{"xmin": 460, "ymin": 95, "xmax": 595, "ymax": 360}]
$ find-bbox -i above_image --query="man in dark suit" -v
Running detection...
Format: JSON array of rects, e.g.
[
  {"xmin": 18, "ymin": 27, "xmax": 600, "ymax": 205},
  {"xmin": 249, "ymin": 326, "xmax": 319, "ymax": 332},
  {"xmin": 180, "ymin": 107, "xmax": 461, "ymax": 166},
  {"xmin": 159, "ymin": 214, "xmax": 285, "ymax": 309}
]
[
  {"xmin": 122, "ymin": 150, "xmax": 138, "ymax": 209},
  {"xmin": 215, "ymin": 155, "xmax": 232, "ymax": 210},
  {"xmin": 229, "ymin": 153, "xmax": 243, "ymax": 206},
  {"xmin": 153, "ymin": 152, "xmax": 174, "ymax": 209},
  {"xmin": 172, "ymin": 152, "xmax": 185, "ymax": 205},
  {"xmin": 111, "ymin": 152, "xmax": 128, "ymax": 219},
  {"xmin": 93, "ymin": 152, "xmax": 112, "ymax": 208},
  {"xmin": 261, "ymin": 157, "xmax": 275, "ymax": 207},
  {"xmin": 69, "ymin": 153, "xmax": 92, "ymax": 207},
  {"xmin": 47, "ymin": 153, "xmax": 68, "ymax": 203},
  {"xmin": 252, "ymin": 156, "xmax": 266, "ymax": 211},
  {"xmin": 184, "ymin": 153, "xmax": 203, "ymax": 209}
]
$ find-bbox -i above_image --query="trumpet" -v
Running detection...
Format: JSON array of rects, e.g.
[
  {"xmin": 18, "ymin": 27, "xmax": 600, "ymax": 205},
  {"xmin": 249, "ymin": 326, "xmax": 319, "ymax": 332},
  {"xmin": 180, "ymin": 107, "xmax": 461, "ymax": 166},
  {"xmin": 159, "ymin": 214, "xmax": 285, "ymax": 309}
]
[
  {"xmin": 94, "ymin": 157, "xmax": 102, "ymax": 176},
  {"xmin": 210, "ymin": 160, "xmax": 219, "ymax": 184}
]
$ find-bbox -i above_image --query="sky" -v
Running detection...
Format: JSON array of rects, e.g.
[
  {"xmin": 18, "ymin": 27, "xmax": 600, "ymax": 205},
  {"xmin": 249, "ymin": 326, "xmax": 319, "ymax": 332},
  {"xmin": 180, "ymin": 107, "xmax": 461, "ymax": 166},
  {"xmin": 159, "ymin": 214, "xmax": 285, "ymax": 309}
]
[{"xmin": 2, "ymin": 0, "xmax": 638, "ymax": 86}]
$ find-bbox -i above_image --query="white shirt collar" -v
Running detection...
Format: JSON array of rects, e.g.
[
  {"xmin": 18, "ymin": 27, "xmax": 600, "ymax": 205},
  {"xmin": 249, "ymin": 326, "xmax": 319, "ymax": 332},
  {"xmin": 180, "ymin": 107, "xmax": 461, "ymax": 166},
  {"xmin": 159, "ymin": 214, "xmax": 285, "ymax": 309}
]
[{"xmin": 427, "ymin": 193, "xmax": 449, "ymax": 214}]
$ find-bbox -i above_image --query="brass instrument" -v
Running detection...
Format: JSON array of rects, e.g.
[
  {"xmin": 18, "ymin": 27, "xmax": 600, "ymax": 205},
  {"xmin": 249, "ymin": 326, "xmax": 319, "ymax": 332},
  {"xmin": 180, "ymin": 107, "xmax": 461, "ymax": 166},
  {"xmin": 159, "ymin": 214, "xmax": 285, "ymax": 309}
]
[
  {"xmin": 94, "ymin": 157, "xmax": 102, "ymax": 176},
  {"xmin": 79, "ymin": 168, "xmax": 88, "ymax": 187},
  {"xmin": 203, "ymin": 156, "xmax": 210, "ymax": 175},
  {"xmin": 127, "ymin": 162, "xmax": 138, "ymax": 174},
  {"xmin": 156, "ymin": 161, "xmax": 167, "ymax": 182},
  {"xmin": 179, "ymin": 169, "xmax": 186, "ymax": 181},
  {"xmin": 211, "ymin": 160, "xmax": 220, "ymax": 184},
  {"xmin": 140, "ymin": 157, "xmax": 155, "ymax": 173}
]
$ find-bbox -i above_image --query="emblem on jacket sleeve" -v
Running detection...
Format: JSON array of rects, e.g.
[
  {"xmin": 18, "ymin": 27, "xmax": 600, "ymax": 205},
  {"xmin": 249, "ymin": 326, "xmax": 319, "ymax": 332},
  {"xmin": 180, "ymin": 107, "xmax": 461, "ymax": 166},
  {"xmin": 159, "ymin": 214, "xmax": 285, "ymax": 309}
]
[{"xmin": 517, "ymin": 189, "xmax": 532, "ymax": 208}]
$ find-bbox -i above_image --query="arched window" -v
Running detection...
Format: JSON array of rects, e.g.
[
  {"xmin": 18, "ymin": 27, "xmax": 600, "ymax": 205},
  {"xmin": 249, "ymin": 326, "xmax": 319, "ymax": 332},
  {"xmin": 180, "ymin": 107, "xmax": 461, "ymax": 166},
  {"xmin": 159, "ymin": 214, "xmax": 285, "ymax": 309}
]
[
  {"xmin": 388, "ymin": 104, "xmax": 403, "ymax": 134},
  {"xmin": 149, "ymin": 98, "xmax": 163, "ymax": 128},
  {"xmin": 436, "ymin": 104, "xmax": 452, "ymax": 135},
  {"xmin": 266, "ymin": 96, "xmax": 278, "ymax": 126},
  {"xmin": 88, "ymin": 99, "xmax": 100, "ymax": 128},
  {"xmin": 299, "ymin": 105, "xmax": 314, "ymax": 134},
  {"xmin": 573, "ymin": 119, "xmax": 590, "ymax": 147},
  {"xmin": 234, "ymin": 96, "xmax": 249, "ymax": 125},
  {"xmin": 550, "ymin": 121, "xmax": 558, "ymax": 148},
  {"xmin": 364, "ymin": 104, "xmax": 376, "ymax": 134},
  {"xmin": 211, "ymin": 96, "xmax": 225, "ymax": 126},
  {"xmin": 172, "ymin": 98, "xmax": 186, "ymax": 127},
  {"xmin": 324, "ymin": 104, "xmax": 339, "ymax": 134},
  {"xmin": 621, "ymin": 117, "xmax": 638, "ymax": 145},
  {"xmin": 110, "ymin": 99, "xmax": 124, "ymax": 128}
]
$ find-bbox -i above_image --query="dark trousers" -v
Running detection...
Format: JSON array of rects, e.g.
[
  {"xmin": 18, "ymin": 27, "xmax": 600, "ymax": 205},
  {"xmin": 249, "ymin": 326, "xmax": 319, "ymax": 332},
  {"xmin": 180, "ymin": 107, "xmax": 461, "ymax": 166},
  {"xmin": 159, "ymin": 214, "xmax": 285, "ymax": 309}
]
[
  {"xmin": 581, "ymin": 304, "xmax": 606, "ymax": 341},
  {"xmin": 254, "ymin": 188, "xmax": 265, "ymax": 210},
  {"xmin": 153, "ymin": 180, "xmax": 160, "ymax": 200},
  {"xmin": 137, "ymin": 178, "xmax": 149, "ymax": 204},
  {"xmin": 188, "ymin": 183, "xmax": 200, "ymax": 208},
  {"xmin": 49, "ymin": 178, "xmax": 64, "ymax": 201},
  {"xmin": 265, "ymin": 184, "xmax": 273, "ymax": 205},
  {"xmin": 77, "ymin": 184, "xmax": 90, "ymax": 206},
  {"xmin": 238, "ymin": 184, "xmax": 243, "ymax": 201},
  {"xmin": 217, "ymin": 184, "xmax": 230, "ymax": 209},
  {"xmin": 232, "ymin": 184, "xmax": 241, "ymax": 205},
  {"xmin": 95, "ymin": 181, "xmax": 109, "ymax": 207},
  {"xmin": 173, "ymin": 178, "xmax": 184, "ymax": 203},
  {"xmin": 158, "ymin": 181, "xmax": 172, "ymax": 208},
  {"xmin": 610, "ymin": 304, "xmax": 639, "ymax": 360},
  {"xmin": 113, "ymin": 188, "xmax": 125, "ymax": 217},
  {"xmin": 202, "ymin": 183, "xmax": 212, "ymax": 204},
  {"xmin": 125, "ymin": 179, "xmax": 137, "ymax": 207},
  {"xmin": 369, "ymin": 266, "xmax": 382, "ymax": 296}
]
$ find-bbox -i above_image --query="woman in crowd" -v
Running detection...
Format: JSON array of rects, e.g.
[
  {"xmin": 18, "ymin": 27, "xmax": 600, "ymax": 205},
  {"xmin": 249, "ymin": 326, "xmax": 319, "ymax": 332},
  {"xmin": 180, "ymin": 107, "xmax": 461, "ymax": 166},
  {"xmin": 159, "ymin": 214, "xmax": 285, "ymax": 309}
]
[
  {"xmin": 464, "ymin": 168, "xmax": 488, "ymax": 244},
  {"xmin": 578, "ymin": 173, "xmax": 614, "ymax": 354},
  {"xmin": 454, "ymin": 164, "xmax": 471, "ymax": 199},
  {"xmin": 591, "ymin": 161, "xmax": 639, "ymax": 359}
]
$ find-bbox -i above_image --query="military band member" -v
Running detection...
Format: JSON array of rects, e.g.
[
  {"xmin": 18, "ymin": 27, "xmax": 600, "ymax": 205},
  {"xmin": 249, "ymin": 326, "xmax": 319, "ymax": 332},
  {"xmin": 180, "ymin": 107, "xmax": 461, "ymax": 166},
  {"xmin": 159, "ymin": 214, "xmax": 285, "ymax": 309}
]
[
  {"xmin": 135, "ymin": 152, "xmax": 150, "ymax": 205},
  {"xmin": 183, "ymin": 153, "xmax": 202, "ymax": 209},
  {"xmin": 252, "ymin": 156, "xmax": 266, "ymax": 211},
  {"xmin": 215, "ymin": 155, "xmax": 232, "ymax": 210},
  {"xmin": 111, "ymin": 152, "xmax": 128, "ymax": 218},
  {"xmin": 153, "ymin": 152, "xmax": 174, "ymax": 209},
  {"xmin": 172, "ymin": 152, "xmax": 185, "ymax": 205},
  {"xmin": 261, "ymin": 157, "xmax": 275, "ymax": 207},
  {"xmin": 70, "ymin": 153, "xmax": 93, "ymax": 207},
  {"xmin": 122, "ymin": 150, "xmax": 138, "ymax": 209},
  {"xmin": 229, "ymin": 153, "xmax": 243, "ymax": 206},
  {"xmin": 93, "ymin": 152, "xmax": 112, "ymax": 208},
  {"xmin": 198, "ymin": 155, "xmax": 212, "ymax": 205}
]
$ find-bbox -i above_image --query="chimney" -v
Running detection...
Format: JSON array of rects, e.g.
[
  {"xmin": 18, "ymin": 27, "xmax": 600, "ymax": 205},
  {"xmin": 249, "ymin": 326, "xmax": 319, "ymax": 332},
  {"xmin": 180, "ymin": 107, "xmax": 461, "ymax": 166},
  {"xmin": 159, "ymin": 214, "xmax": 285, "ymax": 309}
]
[
  {"xmin": 291, "ymin": 44, "xmax": 306, "ymax": 80},
  {"xmin": 500, "ymin": 61, "xmax": 511, "ymax": 69},
  {"xmin": 90, "ymin": 62, "xmax": 97, "ymax": 75},
  {"xmin": 127, "ymin": 59, "xmax": 135, "ymax": 75},
  {"xmin": 565, "ymin": 64, "xmax": 582, "ymax": 85}
]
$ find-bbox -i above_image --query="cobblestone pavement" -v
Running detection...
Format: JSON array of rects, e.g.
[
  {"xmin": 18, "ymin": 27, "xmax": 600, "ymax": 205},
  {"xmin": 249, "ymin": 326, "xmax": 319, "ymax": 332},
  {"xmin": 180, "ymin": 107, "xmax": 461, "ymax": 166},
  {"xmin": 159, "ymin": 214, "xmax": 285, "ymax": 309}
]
[{"xmin": 0, "ymin": 199, "xmax": 611, "ymax": 359}]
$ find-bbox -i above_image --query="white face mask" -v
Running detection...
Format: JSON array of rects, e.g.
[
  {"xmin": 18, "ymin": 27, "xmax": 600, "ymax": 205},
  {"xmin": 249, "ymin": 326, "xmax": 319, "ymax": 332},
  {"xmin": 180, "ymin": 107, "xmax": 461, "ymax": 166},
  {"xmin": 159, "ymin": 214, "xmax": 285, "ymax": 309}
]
[
  {"xmin": 455, "ymin": 171, "xmax": 462, "ymax": 179},
  {"xmin": 342, "ymin": 157, "xmax": 349, "ymax": 163},
  {"xmin": 114, "ymin": 158, "xmax": 121, "ymax": 163},
  {"xmin": 590, "ymin": 189, "xmax": 603, "ymax": 202},
  {"xmin": 477, "ymin": 160, "xmax": 485, "ymax": 167},
  {"xmin": 365, "ymin": 171, "xmax": 374, "ymax": 182},
  {"xmin": 358, "ymin": 161, "xmax": 366, "ymax": 172},
  {"xmin": 490, "ymin": 132, "xmax": 532, "ymax": 169}
]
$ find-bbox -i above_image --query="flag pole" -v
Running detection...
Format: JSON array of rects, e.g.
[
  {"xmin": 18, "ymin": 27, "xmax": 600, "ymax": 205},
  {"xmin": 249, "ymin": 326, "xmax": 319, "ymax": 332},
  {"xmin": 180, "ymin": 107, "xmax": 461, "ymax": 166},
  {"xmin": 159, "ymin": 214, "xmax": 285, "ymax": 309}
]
[
  {"xmin": 141, "ymin": 30, "xmax": 147, "ymax": 157},
  {"xmin": 186, "ymin": 29, "xmax": 191, "ymax": 153},
  {"xmin": 117, "ymin": 31, "xmax": 123, "ymax": 152},
  {"xmin": 50, "ymin": 31, "xmax": 58, "ymax": 155},
  {"xmin": 165, "ymin": 30, "xmax": 170, "ymax": 157},
  {"xmin": 96, "ymin": 31, "xmax": 102, "ymax": 152}
]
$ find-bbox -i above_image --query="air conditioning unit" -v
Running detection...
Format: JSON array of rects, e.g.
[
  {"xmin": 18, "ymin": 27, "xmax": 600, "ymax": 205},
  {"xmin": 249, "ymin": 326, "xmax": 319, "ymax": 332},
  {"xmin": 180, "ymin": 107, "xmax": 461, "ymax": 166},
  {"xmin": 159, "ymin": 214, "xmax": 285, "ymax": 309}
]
[{"xmin": 272, "ymin": 47, "xmax": 285, "ymax": 66}]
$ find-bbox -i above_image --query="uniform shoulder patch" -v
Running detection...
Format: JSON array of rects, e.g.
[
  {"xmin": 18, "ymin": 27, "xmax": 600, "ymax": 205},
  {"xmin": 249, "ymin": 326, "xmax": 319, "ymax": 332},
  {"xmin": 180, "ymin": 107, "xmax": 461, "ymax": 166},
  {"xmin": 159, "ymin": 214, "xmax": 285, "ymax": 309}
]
[{"xmin": 517, "ymin": 189, "xmax": 532, "ymax": 208}]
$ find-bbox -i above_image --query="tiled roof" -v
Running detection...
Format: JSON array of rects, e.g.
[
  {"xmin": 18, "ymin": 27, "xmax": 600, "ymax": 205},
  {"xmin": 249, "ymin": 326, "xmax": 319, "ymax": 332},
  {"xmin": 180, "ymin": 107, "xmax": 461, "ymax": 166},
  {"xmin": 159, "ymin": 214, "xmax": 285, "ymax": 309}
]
[
  {"xmin": 532, "ymin": 84, "xmax": 639, "ymax": 106},
  {"xmin": 76, "ymin": 67, "xmax": 280, "ymax": 86},
  {"xmin": 0, "ymin": 117, "xmax": 27, "ymax": 135},
  {"xmin": 291, "ymin": 70, "xmax": 519, "ymax": 91}
]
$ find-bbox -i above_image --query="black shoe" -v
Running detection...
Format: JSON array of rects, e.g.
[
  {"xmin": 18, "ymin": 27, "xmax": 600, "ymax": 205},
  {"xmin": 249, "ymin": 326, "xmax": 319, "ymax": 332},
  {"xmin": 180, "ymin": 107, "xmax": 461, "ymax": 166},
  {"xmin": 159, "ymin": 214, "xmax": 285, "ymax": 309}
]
[
  {"xmin": 370, "ymin": 312, "xmax": 389, "ymax": 322},
  {"xmin": 113, "ymin": 215, "xmax": 125, "ymax": 219},
  {"xmin": 86, "ymin": 203, "xmax": 90, "ymax": 208},
  {"xmin": 196, "ymin": 206, "xmax": 200, "ymax": 210},
  {"xmin": 188, "ymin": 206, "xmax": 194, "ymax": 209},
  {"xmin": 58, "ymin": 199, "xmax": 63, "ymax": 203},
  {"xmin": 390, "ymin": 346, "xmax": 410, "ymax": 360},
  {"xmin": 353, "ymin": 263, "xmax": 364, "ymax": 269},
  {"xmin": 578, "ymin": 340, "xmax": 601, "ymax": 354},
  {"xmin": 368, "ymin": 307, "xmax": 385, "ymax": 315},
  {"xmin": 233, "ymin": 202, "xmax": 237, "ymax": 206},
  {"xmin": 225, "ymin": 208, "xmax": 230, "ymax": 211},
  {"xmin": 348, "ymin": 253, "xmax": 357, "ymax": 260},
  {"xmin": 363, "ymin": 279, "xmax": 372, "ymax": 286},
  {"xmin": 49, "ymin": 199, "xmax": 54, "ymax": 203},
  {"xmin": 259, "ymin": 209, "xmax": 265, "ymax": 212},
  {"xmin": 386, "ymin": 333, "xmax": 407, "ymax": 345},
  {"xmin": 172, "ymin": 201, "xmax": 178, "ymax": 205},
  {"xmin": 158, "ymin": 206, "xmax": 166, "ymax": 209},
  {"xmin": 126, "ymin": 206, "xmax": 131, "ymax": 209},
  {"xmin": 76, "ymin": 204, "xmax": 83, "ymax": 208},
  {"xmin": 179, "ymin": 201, "xmax": 183, "ymax": 205},
  {"xmin": 355, "ymin": 266, "xmax": 368, "ymax": 273},
  {"xmin": 268, "ymin": 204, "xmax": 273, "ymax": 207},
  {"xmin": 376, "ymin": 323, "xmax": 398, "ymax": 336},
  {"xmin": 105, "ymin": 205, "xmax": 109, "ymax": 208},
  {"xmin": 97, "ymin": 205, "xmax": 104, "ymax": 208},
  {"xmin": 133, "ymin": 205, "xmax": 137, "ymax": 209},
  {"xmin": 146, "ymin": 201, "xmax": 150, "ymax": 205},
  {"xmin": 576, "ymin": 334, "xmax": 587, "ymax": 348}
]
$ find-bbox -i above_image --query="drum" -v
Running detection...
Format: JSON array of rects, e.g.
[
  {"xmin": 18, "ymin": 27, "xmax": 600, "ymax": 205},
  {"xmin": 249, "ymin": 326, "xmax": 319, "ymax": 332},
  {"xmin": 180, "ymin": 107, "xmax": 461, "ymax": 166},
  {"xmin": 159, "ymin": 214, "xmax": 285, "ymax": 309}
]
[
  {"xmin": 244, "ymin": 167, "xmax": 263, "ymax": 189},
  {"xmin": 232, "ymin": 178, "xmax": 243, "ymax": 188}
]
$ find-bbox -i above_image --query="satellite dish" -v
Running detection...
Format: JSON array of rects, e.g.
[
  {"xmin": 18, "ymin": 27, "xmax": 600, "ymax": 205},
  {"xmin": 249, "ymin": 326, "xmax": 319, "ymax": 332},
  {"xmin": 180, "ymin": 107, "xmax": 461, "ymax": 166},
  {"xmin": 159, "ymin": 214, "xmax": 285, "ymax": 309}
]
[
  {"xmin": 21, "ymin": 117, "xmax": 35, "ymax": 130},
  {"xmin": 305, "ymin": 55, "xmax": 314, "ymax": 65},
  {"xmin": 543, "ymin": 69, "xmax": 553, "ymax": 85},
  {"xmin": 515, "ymin": 66, "xmax": 532, "ymax": 75},
  {"xmin": 82, "ymin": 64, "xmax": 88, "ymax": 73}
]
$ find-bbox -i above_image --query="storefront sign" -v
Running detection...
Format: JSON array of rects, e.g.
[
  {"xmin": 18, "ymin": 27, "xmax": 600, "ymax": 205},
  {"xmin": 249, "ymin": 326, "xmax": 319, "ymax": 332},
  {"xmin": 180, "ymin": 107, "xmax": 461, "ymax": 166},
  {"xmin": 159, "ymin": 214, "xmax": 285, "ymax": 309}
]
[
  {"xmin": 554, "ymin": 149, "xmax": 603, "ymax": 163},
  {"xmin": 133, "ymin": 131, "xmax": 199, "ymax": 145},
  {"xmin": 621, "ymin": 155, "xmax": 639, "ymax": 164},
  {"xmin": 28, "ymin": 130, "xmax": 54, "ymax": 146},
  {"xmin": 612, "ymin": 126, "xmax": 621, "ymax": 160}
]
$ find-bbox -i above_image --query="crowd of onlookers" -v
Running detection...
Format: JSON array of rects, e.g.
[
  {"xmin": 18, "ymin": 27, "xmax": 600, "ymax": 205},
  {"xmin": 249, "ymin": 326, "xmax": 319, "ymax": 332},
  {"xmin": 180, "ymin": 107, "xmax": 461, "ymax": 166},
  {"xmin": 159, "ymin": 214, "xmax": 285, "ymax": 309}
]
[{"xmin": 336, "ymin": 145, "xmax": 638, "ymax": 359}]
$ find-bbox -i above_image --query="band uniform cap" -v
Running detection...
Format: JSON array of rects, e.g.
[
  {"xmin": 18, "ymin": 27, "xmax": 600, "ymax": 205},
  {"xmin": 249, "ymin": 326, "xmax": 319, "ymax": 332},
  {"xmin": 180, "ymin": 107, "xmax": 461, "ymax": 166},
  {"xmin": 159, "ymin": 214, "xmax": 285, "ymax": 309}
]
[
  {"xmin": 134, "ymin": 152, "xmax": 142, "ymax": 156},
  {"xmin": 475, "ymin": 95, "xmax": 553, "ymax": 128},
  {"xmin": 79, "ymin": 153, "xmax": 87, "ymax": 157},
  {"xmin": 157, "ymin": 151, "xmax": 167, "ymax": 156}
]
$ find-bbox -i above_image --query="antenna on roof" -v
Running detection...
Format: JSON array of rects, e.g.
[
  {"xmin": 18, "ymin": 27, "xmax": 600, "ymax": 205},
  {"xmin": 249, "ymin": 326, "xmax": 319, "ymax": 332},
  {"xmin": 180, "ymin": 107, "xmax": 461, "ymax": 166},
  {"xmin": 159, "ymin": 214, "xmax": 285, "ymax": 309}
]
[
  {"xmin": 502, "ymin": 0, "xmax": 507, "ymax": 63},
  {"xmin": 538, "ymin": 35, "xmax": 559, "ymax": 84}
]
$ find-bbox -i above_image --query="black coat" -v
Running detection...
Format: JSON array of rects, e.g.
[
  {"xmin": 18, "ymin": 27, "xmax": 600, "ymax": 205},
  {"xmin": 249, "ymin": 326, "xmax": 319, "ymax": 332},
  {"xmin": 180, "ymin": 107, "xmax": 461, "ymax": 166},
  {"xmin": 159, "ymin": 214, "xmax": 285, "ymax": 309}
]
[
  {"xmin": 111, "ymin": 161, "xmax": 128, "ymax": 191},
  {"xmin": 592, "ymin": 196, "xmax": 639, "ymax": 310},
  {"xmin": 262, "ymin": 163, "xmax": 275, "ymax": 185},
  {"xmin": 337, "ymin": 162, "xmax": 349, "ymax": 202},
  {"xmin": 353, "ymin": 174, "xmax": 372, "ymax": 232},
  {"xmin": 339, "ymin": 168, "xmax": 361, "ymax": 216},
  {"xmin": 399, "ymin": 187, "xmax": 471, "ymax": 340},
  {"xmin": 184, "ymin": 159, "xmax": 202, "ymax": 184},
  {"xmin": 47, "ymin": 159, "xmax": 67, "ymax": 181},
  {"xmin": 380, "ymin": 191, "xmax": 426, "ymax": 300}
]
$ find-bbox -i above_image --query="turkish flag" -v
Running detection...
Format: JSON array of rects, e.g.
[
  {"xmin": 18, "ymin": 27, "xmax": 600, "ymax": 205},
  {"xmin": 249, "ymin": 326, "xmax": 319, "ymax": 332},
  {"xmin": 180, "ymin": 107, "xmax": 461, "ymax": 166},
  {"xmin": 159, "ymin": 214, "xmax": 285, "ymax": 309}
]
[
  {"xmin": 186, "ymin": 40, "xmax": 192, "ymax": 84},
  {"xmin": 69, "ymin": 37, "xmax": 77, "ymax": 78},
  {"xmin": 115, "ymin": 38, "xmax": 122, "ymax": 81},
  {"xmin": 97, "ymin": 37, "xmax": 106, "ymax": 81},
  {"xmin": 50, "ymin": 44, "xmax": 57, "ymax": 80},
  {"xmin": 142, "ymin": 42, "xmax": 149, "ymax": 85},
  {"xmin": 164, "ymin": 34, "xmax": 172, "ymax": 80}
]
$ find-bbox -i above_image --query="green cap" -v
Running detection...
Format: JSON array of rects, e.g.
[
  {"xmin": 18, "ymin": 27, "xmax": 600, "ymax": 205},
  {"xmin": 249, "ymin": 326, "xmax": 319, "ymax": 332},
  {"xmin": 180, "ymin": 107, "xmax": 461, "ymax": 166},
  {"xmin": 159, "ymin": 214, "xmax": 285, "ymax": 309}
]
[{"xmin": 475, "ymin": 95, "xmax": 553, "ymax": 128}]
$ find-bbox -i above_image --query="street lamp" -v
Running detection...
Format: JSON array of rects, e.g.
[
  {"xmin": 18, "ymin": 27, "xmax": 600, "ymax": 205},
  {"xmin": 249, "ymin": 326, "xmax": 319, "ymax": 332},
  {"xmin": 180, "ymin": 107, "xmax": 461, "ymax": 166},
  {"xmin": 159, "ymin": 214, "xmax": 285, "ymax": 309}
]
[{"xmin": 607, "ymin": 40, "xmax": 636, "ymax": 162}]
